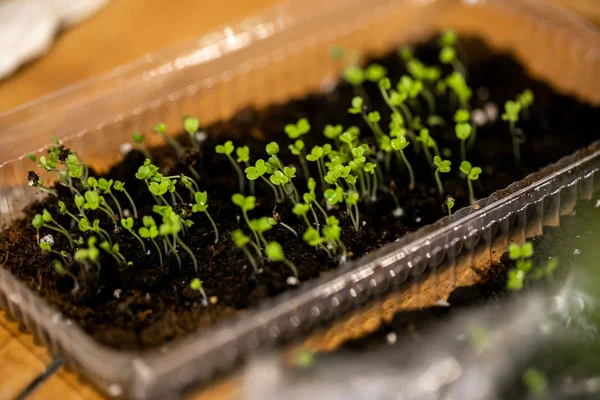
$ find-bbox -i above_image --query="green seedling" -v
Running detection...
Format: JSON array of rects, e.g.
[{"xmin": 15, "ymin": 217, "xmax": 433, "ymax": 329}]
[
  {"xmin": 192, "ymin": 191, "xmax": 219, "ymax": 243},
  {"xmin": 74, "ymin": 236, "xmax": 101, "ymax": 271},
  {"xmin": 32, "ymin": 210, "xmax": 74, "ymax": 248},
  {"xmin": 120, "ymin": 217, "xmax": 146, "ymax": 251},
  {"xmin": 506, "ymin": 241, "xmax": 534, "ymax": 291},
  {"xmin": 54, "ymin": 261, "xmax": 80, "ymax": 293},
  {"xmin": 232, "ymin": 229, "xmax": 259, "ymax": 272},
  {"xmin": 517, "ymin": 89, "xmax": 534, "ymax": 119},
  {"xmin": 216, "ymin": 141, "xmax": 245, "ymax": 193},
  {"xmin": 390, "ymin": 136, "xmax": 415, "ymax": 190},
  {"xmin": 39, "ymin": 240, "xmax": 68, "ymax": 263},
  {"xmin": 502, "ymin": 99, "xmax": 525, "ymax": 165},
  {"xmin": 444, "ymin": 196, "xmax": 455, "ymax": 216},
  {"xmin": 131, "ymin": 131, "xmax": 152, "ymax": 160},
  {"xmin": 83, "ymin": 190, "xmax": 117, "ymax": 225},
  {"xmin": 97, "ymin": 178, "xmax": 124, "ymax": 220},
  {"xmin": 79, "ymin": 218, "xmax": 112, "ymax": 244},
  {"xmin": 183, "ymin": 115, "xmax": 201, "ymax": 151},
  {"xmin": 231, "ymin": 194, "xmax": 261, "ymax": 254},
  {"xmin": 57, "ymin": 200, "xmax": 80, "ymax": 223},
  {"xmin": 445, "ymin": 72, "xmax": 472, "ymax": 109},
  {"xmin": 154, "ymin": 122, "xmax": 183, "ymax": 158},
  {"xmin": 245, "ymin": 159, "xmax": 281, "ymax": 203},
  {"xmin": 364, "ymin": 64, "xmax": 387, "ymax": 82},
  {"xmin": 433, "ymin": 156, "xmax": 451, "ymax": 196},
  {"xmin": 190, "ymin": 278, "xmax": 208, "ymax": 302},
  {"xmin": 306, "ymin": 145, "xmax": 330, "ymax": 189},
  {"xmin": 292, "ymin": 203, "xmax": 312, "ymax": 229},
  {"xmin": 113, "ymin": 180, "xmax": 138, "ymax": 219},
  {"xmin": 323, "ymin": 124, "xmax": 343, "ymax": 140},
  {"xmin": 415, "ymin": 128, "xmax": 440, "ymax": 166},
  {"xmin": 158, "ymin": 208, "xmax": 198, "ymax": 272},
  {"xmin": 265, "ymin": 241, "xmax": 298, "ymax": 278},
  {"xmin": 455, "ymin": 122, "xmax": 472, "ymax": 162},
  {"xmin": 378, "ymin": 78, "xmax": 414, "ymax": 130},
  {"xmin": 100, "ymin": 241, "xmax": 128, "ymax": 265},
  {"xmin": 139, "ymin": 216, "xmax": 163, "ymax": 267},
  {"xmin": 459, "ymin": 161, "xmax": 481, "ymax": 205}
]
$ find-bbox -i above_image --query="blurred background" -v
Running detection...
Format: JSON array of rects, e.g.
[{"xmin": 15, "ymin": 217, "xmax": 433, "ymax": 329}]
[{"xmin": 0, "ymin": 0, "xmax": 598, "ymax": 114}]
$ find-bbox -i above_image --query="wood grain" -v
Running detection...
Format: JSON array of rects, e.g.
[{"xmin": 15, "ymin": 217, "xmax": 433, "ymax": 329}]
[{"xmin": 0, "ymin": 0, "xmax": 598, "ymax": 399}]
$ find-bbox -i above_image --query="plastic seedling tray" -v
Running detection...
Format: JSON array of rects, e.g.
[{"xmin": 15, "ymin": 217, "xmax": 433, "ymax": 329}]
[{"xmin": 1, "ymin": 0, "xmax": 600, "ymax": 398}]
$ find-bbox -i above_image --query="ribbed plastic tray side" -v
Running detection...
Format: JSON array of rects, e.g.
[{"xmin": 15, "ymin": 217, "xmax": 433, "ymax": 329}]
[{"xmin": 0, "ymin": 0, "xmax": 599, "ymax": 399}]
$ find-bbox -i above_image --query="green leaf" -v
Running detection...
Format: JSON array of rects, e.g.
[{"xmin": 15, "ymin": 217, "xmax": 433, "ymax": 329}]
[
  {"xmin": 292, "ymin": 203, "xmax": 310, "ymax": 216},
  {"xmin": 265, "ymin": 142, "xmax": 280, "ymax": 156},
  {"xmin": 346, "ymin": 191, "xmax": 359, "ymax": 205},
  {"xmin": 390, "ymin": 136, "xmax": 409, "ymax": 151},
  {"xmin": 468, "ymin": 166, "xmax": 482, "ymax": 181},
  {"xmin": 439, "ymin": 46, "xmax": 456, "ymax": 64},
  {"xmin": 190, "ymin": 278, "xmax": 203, "ymax": 291},
  {"xmin": 215, "ymin": 141, "xmax": 234, "ymax": 155},
  {"xmin": 132, "ymin": 131, "xmax": 144, "ymax": 144},
  {"xmin": 121, "ymin": 217, "xmax": 134, "ymax": 230},
  {"xmin": 98, "ymin": 178, "xmax": 113, "ymax": 192},
  {"xmin": 367, "ymin": 111, "xmax": 380, "ymax": 123},
  {"xmin": 501, "ymin": 100, "xmax": 522, "ymax": 122},
  {"xmin": 507, "ymin": 269, "xmax": 525, "ymax": 291},
  {"xmin": 32, "ymin": 214, "xmax": 43, "ymax": 229},
  {"xmin": 74, "ymin": 194, "xmax": 85, "ymax": 208},
  {"xmin": 183, "ymin": 116, "xmax": 200, "ymax": 134},
  {"xmin": 302, "ymin": 228, "xmax": 322, "ymax": 246},
  {"xmin": 39, "ymin": 241, "xmax": 51, "ymax": 251},
  {"xmin": 343, "ymin": 65, "xmax": 364, "ymax": 86},
  {"xmin": 378, "ymin": 77, "xmax": 391, "ymax": 91},
  {"xmin": 439, "ymin": 30, "xmax": 457, "ymax": 46},
  {"xmin": 323, "ymin": 124, "xmax": 343, "ymax": 139},
  {"xmin": 236, "ymin": 146, "xmax": 250, "ymax": 163},
  {"xmin": 143, "ymin": 216, "xmax": 156, "ymax": 227},
  {"xmin": 454, "ymin": 109, "xmax": 470, "ymax": 123},
  {"xmin": 232, "ymin": 229, "xmax": 250, "ymax": 247},
  {"xmin": 521, "ymin": 242, "xmax": 534, "ymax": 258},
  {"xmin": 348, "ymin": 96, "xmax": 364, "ymax": 114},
  {"xmin": 265, "ymin": 241, "xmax": 285, "ymax": 262},
  {"xmin": 153, "ymin": 122, "xmax": 167, "ymax": 134},
  {"xmin": 518, "ymin": 89, "xmax": 534, "ymax": 108},
  {"xmin": 283, "ymin": 166, "xmax": 296, "ymax": 178},
  {"xmin": 508, "ymin": 243, "xmax": 522, "ymax": 260},
  {"xmin": 455, "ymin": 122, "xmax": 472, "ymax": 140},
  {"xmin": 459, "ymin": 161, "xmax": 472, "ymax": 175},
  {"xmin": 324, "ymin": 186, "xmax": 344, "ymax": 205},
  {"xmin": 42, "ymin": 209, "xmax": 53, "ymax": 223},
  {"xmin": 270, "ymin": 170, "xmax": 289, "ymax": 186},
  {"xmin": 195, "ymin": 191, "xmax": 208, "ymax": 206},
  {"xmin": 79, "ymin": 218, "xmax": 90, "ymax": 232},
  {"xmin": 364, "ymin": 63, "xmax": 387, "ymax": 82},
  {"xmin": 306, "ymin": 146, "xmax": 324, "ymax": 162}
]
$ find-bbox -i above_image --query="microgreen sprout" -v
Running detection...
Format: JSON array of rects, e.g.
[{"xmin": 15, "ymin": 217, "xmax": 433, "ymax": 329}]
[
  {"xmin": 445, "ymin": 72, "xmax": 472, "ymax": 109},
  {"xmin": 444, "ymin": 196, "xmax": 455, "ymax": 216},
  {"xmin": 113, "ymin": 180, "xmax": 138, "ymax": 219},
  {"xmin": 192, "ymin": 191, "xmax": 219, "ymax": 243},
  {"xmin": 100, "ymin": 240, "xmax": 128, "ymax": 265},
  {"xmin": 74, "ymin": 236, "xmax": 101, "ymax": 271},
  {"xmin": 190, "ymin": 278, "xmax": 208, "ymax": 302},
  {"xmin": 507, "ymin": 242, "xmax": 534, "ymax": 291},
  {"xmin": 502, "ymin": 100, "xmax": 522, "ymax": 165},
  {"xmin": 120, "ymin": 217, "xmax": 146, "ymax": 251},
  {"xmin": 131, "ymin": 131, "xmax": 152, "ymax": 160},
  {"xmin": 459, "ymin": 161, "xmax": 482, "ymax": 205},
  {"xmin": 306, "ymin": 145, "xmax": 330, "ymax": 189},
  {"xmin": 433, "ymin": 156, "xmax": 451, "ymax": 196},
  {"xmin": 245, "ymin": 159, "xmax": 281, "ymax": 203},
  {"xmin": 231, "ymin": 194, "xmax": 261, "ymax": 254},
  {"xmin": 265, "ymin": 241, "xmax": 298, "ymax": 278},
  {"xmin": 32, "ymin": 210, "xmax": 74, "ymax": 248},
  {"xmin": 154, "ymin": 122, "xmax": 183, "ymax": 158},
  {"xmin": 455, "ymin": 121, "xmax": 472, "ymax": 161},
  {"xmin": 139, "ymin": 216, "xmax": 163, "ymax": 266},
  {"xmin": 415, "ymin": 128, "xmax": 440, "ymax": 166},
  {"xmin": 183, "ymin": 115, "xmax": 201, "ymax": 151},
  {"xmin": 216, "ymin": 141, "xmax": 245, "ymax": 192},
  {"xmin": 39, "ymin": 240, "xmax": 68, "ymax": 263},
  {"xmin": 517, "ymin": 89, "xmax": 534, "ymax": 119},
  {"xmin": 232, "ymin": 229, "xmax": 259, "ymax": 272},
  {"xmin": 54, "ymin": 261, "xmax": 79, "ymax": 293},
  {"xmin": 157, "ymin": 207, "xmax": 198, "ymax": 272},
  {"xmin": 391, "ymin": 136, "xmax": 415, "ymax": 190}
]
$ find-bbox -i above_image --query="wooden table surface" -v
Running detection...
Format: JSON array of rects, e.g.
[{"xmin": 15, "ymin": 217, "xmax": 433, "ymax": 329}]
[{"xmin": 1, "ymin": 0, "xmax": 599, "ymax": 399}]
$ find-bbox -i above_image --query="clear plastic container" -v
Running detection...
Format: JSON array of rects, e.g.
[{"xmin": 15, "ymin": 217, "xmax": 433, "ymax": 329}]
[{"xmin": 1, "ymin": 0, "xmax": 600, "ymax": 398}]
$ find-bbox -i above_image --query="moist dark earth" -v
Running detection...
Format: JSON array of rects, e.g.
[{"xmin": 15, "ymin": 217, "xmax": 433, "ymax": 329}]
[{"xmin": 1, "ymin": 36, "xmax": 599, "ymax": 350}]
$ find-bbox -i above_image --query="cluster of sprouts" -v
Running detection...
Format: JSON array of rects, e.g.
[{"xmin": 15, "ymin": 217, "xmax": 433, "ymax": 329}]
[{"xmin": 28, "ymin": 30, "xmax": 535, "ymax": 303}]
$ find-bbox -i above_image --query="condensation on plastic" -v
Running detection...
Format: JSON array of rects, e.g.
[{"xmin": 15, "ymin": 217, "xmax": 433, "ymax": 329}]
[{"xmin": 0, "ymin": 0, "xmax": 599, "ymax": 398}]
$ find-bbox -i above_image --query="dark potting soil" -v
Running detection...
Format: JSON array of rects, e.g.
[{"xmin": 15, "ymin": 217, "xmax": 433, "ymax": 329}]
[{"xmin": 1, "ymin": 36, "xmax": 599, "ymax": 350}]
